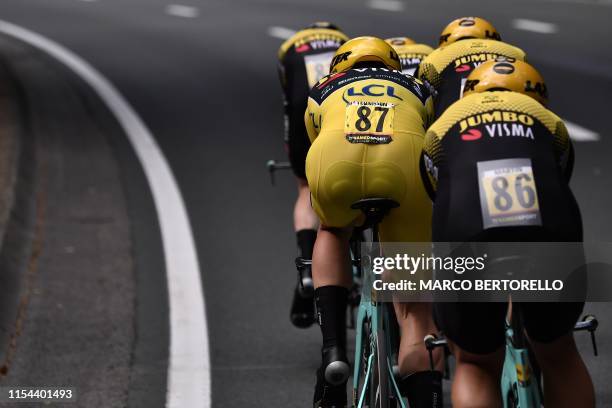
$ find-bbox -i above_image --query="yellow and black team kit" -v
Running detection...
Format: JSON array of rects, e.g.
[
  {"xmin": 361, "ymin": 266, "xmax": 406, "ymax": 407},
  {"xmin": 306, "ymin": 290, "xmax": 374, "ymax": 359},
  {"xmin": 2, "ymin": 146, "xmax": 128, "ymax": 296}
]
[
  {"xmin": 420, "ymin": 91, "xmax": 583, "ymax": 353},
  {"xmin": 386, "ymin": 38, "xmax": 433, "ymax": 76},
  {"xmin": 304, "ymin": 67, "xmax": 434, "ymax": 242},
  {"xmin": 417, "ymin": 39, "xmax": 526, "ymax": 119},
  {"xmin": 277, "ymin": 28, "xmax": 348, "ymax": 179}
]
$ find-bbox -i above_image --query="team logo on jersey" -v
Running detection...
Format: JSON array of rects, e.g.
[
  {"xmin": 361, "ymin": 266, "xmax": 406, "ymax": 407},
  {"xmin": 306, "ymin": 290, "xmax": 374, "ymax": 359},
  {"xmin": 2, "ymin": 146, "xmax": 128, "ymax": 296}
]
[
  {"xmin": 345, "ymin": 84, "xmax": 403, "ymax": 100},
  {"xmin": 296, "ymin": 44, "xmax": 310, "ymax": 53},
  {"xmin": 459, "ymin": 111, "xmax": 536, "ymax": 141},
  {"xmin": 453, "ymin": 54, "xmax": 515, "ymax": 72},
  {"xmin": 461, "ymin": 129, "xmax": 483, "ymax": 141},
  {"xmin": 455, "ymin": 64, "xmax": 472, "ymax": 73},
  {"xmin": 316, "ymin": 72, "xmax": 347, "ymax": 89}
]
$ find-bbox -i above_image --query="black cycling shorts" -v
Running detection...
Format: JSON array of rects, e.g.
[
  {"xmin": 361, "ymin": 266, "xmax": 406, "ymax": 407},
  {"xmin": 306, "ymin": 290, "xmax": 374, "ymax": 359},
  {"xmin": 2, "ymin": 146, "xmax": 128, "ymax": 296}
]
[
  {"xmin": 433, "ymin": 224, "xmax": 585, "ymax": 354},
  {"xmin": 434, "ymin": 300, "xmax": 584, "ymax": 354},
  {"xmin": 285, "ymin": 101, "xmax": 310, "ymax": 179}
]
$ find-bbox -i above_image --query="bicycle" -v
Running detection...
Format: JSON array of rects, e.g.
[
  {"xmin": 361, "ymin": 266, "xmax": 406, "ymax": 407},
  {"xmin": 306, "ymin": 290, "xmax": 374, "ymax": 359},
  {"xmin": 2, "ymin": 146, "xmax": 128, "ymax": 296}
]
[{"xmin": 349, "ymin": 198, "xmax": 405, "ymax": 408}]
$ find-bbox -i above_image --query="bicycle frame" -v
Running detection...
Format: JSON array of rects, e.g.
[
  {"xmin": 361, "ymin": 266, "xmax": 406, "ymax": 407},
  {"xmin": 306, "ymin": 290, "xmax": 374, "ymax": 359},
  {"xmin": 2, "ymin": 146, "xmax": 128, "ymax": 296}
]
[
  {"xmin": 501, "ymin": 314, "xmax": 541, "ymax": 408},
  {"xmin": 352, "ymin": 227, "xmax": 405, "ymax": 408}
]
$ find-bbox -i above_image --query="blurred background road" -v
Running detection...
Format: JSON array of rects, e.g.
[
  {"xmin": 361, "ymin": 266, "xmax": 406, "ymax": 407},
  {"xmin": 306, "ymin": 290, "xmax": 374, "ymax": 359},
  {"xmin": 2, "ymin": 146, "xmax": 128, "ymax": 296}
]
[{"xmin": 0, "ymin": 0, "xmax": 609, "ymax": 406}]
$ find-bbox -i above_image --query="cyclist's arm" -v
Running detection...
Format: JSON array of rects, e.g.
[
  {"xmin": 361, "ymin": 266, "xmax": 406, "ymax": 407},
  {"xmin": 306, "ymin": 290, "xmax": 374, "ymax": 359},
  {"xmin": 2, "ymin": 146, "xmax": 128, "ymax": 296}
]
[
  {"xmin": 424, "ymin": 94, "xmax": 435, "ymax": 129},
  {"xmin": 553, "ymin": 119, "xmax": 574, "ymax": 181},
  {"xmin": 416, "ymin": 61, "xmax": 442, "ymax": 91},
  {"xmin": 419, "ymin": 130, "xmax": 443, "ymax": 201},
  {"xmin": 304, "ymin": 96, "xmax": 321, "ymax": 143}
]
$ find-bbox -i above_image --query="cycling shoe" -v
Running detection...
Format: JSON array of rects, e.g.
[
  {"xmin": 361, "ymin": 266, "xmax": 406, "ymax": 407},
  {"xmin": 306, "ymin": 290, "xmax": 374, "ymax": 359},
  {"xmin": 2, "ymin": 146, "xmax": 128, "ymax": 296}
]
[
  {"xmin": 322, "ymin": 346, "xmax": 349, "ymax": 385},
  {"xmin": 298, "ymin": 264, "xmax": 314, "ymax": 297},
  {"xmin": 290, "ymin": 286, "xmax": 315, "ymax": 328},
  {"xmin": 313, "ymin": 365, "xmax": 348, "ymax": 408}
]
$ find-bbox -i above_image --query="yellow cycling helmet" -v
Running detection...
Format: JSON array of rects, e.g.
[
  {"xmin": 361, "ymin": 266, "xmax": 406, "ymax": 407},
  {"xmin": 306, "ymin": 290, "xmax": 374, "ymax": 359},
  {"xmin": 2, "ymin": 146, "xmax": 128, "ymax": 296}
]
[
  {"xmin": 330, "ymin": 36, "xmax": 401, "ymax": 73},
  {"xmin": 463, "ymin": 59, "xmax": 549, "ymax": 105},
  {"xmin": 385, "ymin": 37, "xmax": 416, "ymax": 47},
  {"xmin": 438, "ymin": 17, "xmax": 501, "ymax": 47}
]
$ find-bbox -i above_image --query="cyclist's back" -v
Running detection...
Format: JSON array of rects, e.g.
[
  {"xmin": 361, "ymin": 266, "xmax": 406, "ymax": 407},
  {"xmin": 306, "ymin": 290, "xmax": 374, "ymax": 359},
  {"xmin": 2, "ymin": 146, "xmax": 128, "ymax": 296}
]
[
  {"xmin": 421, "ymin": 90, "xmax": 580, "ymax": 242},
  {"xmin": 418, "ymin": 38, "xmax": 526, "ymax": 119},
  {"xmin": 306, "ymin": 66, "xmax": 433, "ymax": 241}
]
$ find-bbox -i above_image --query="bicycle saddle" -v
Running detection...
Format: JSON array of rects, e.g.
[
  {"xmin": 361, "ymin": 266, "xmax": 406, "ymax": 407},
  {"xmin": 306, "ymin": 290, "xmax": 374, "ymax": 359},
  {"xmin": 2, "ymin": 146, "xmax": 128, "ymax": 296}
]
[{"xmin": 351, "ymin": 198, "xmax": 399, "ymax": 229}]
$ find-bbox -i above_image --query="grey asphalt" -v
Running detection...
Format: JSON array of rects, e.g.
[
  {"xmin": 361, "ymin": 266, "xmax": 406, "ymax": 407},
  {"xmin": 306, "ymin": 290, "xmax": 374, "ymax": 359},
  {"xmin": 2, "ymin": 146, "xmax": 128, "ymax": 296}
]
[{"xmin": 0, "ymin": 0, "xmax": 609, "ymax": 406}]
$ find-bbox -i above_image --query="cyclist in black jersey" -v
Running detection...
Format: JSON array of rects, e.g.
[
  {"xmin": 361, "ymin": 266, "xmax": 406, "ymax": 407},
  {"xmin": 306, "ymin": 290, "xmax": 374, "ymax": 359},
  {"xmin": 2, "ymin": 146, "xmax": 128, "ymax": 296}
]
[
  {"xmin": 277, "ymin": 22, "xmax": 348, "ymax": 328},
  {"xmin": 420, "ymin": 60, "xmax": 594, "ymax": 408}
]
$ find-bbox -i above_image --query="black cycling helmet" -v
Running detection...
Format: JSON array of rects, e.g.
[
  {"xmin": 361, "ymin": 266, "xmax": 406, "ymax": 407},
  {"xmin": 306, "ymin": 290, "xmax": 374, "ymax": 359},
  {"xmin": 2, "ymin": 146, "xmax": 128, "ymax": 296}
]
[{"xmin": 308, "ymin": 21, "xmax": 341, "ymax": 31}]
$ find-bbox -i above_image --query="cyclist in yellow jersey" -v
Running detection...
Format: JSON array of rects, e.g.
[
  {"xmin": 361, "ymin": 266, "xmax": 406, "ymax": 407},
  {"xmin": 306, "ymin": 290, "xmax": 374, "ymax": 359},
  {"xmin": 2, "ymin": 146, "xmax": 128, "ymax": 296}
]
[
  {"xmin": 385, "ymin": 37, "xmax": 434, "ymax": 76},
  {"xmin": 418, "ymin": 17, "xmax": 526, "ymax": 118},
  {"xmin": 305, "ymin": 36, "xmax": 443, "ymax": 408},
  {"xmin": 277, "ymin": 22, "xmax": 348, "ymax": 327},
  {"xmin": 420, "ymin": 60, "xmax": 594, "ymax": 407}
]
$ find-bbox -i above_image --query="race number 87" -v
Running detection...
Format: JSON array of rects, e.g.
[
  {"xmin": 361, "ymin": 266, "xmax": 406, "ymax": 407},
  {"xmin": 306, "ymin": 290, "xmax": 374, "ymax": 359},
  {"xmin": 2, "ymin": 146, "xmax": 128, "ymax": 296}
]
[{"xmin": 345, "ymin": 102, "xmax": 394, "ymax": 135}]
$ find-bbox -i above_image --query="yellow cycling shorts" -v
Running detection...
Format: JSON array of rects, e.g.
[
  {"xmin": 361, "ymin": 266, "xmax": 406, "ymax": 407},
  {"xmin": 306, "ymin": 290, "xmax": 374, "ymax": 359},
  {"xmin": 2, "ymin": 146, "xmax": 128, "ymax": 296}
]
[{"xmin": 305, "ymin": 130, "xmax": 432, "ymax": 242}]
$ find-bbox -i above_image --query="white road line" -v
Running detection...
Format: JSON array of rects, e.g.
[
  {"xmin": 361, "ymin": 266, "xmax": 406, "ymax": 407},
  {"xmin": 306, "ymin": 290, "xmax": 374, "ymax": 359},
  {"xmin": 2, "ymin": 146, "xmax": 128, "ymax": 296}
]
[
  {"xmin": 267, "ymin": 26, "xmax": 296, "ymax": 40},
  {"xmin": 367, "ymin": 0, "xmax": 404, "ymax": 12},
  {"xmin": 537, "ymin": 0, "xmax": 612, "ymax": 5},
  {"xmin": 565, "ymin": 120, "xmax": 600, "ymax": 142},
  {"xmin": 0, "ymin": 19, "xmax": 210, "ymax": 408},
  {"xmin": 165, "ymin": 4, "xmax": 199, "ymax": 18},
  {"xmin": 512, "ymin": 18, "xmax": 558, "ymax": 34}
]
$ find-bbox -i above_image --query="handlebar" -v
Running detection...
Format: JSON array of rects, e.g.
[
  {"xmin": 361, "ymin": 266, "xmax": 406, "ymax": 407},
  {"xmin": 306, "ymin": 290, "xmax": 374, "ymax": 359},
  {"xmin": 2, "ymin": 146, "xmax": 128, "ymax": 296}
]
[{"xmin": 266, "ymin": 160, "xmax": 291, "ymax": 185}]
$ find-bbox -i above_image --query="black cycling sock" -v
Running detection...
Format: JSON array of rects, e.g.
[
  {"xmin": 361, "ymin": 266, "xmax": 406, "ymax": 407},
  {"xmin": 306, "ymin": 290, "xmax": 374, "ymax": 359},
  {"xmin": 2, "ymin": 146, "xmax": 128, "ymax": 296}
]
[
  {"xmin": 297, "ymin": 229, "xmax": 317, "ymax": 259},
  {"xmin": 314, "ymin": 286, "xmax": 348, "ymax": 351},
  {"xmin": 400, "ymin": 370, "xmax": 443, "ymax": 408}
]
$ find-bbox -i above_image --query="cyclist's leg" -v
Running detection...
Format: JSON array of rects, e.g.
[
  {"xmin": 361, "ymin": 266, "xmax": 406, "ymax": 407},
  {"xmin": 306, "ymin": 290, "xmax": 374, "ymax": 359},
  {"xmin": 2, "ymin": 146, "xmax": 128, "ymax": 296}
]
[
  {"xmin": 288, "ymin": 119, "xmax": 318, "ymax": 326},
  {"xmin": 375, "ymin": 132, "xmax": 444, "ymax": 406},
  {"xmin": 295, "ymin": 177, "xmax": 318, "ymax": 233},
  {"xmin": 524, "ymin": 301, "xmax": 594, "ymax": 408},
  {"xmin": 394, "ymin": 302, "xmax": 440, "ymax": 373},
  {"xmin": 290, "ymin": 177, "xmax": 318, "ymax": 327},
  {"xmin": 530, "ymin": 333, "xmax": 594, "ymax": 408},
  {"xmin": 312, "ymin": 225, "xmax": 352, "ymax": 289},
  {"xmin": 306, "ymin": 135, "xmax": 365, "ymax": 406},
  {"xmin": 450, "ymin": 345, "xmax": 504, "ymax": 408},
  {"xmin": 433, "ymin": 301, "xmax": 507, "ymax": 407}
]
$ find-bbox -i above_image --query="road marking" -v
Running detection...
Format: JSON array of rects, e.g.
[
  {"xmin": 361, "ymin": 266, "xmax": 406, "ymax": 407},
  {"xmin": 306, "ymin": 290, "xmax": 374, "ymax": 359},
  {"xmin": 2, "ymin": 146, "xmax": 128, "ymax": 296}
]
[
  {"xmin": 565, "ymin": 121, "xmax": 600, "ymax": 142},
  {"xmin": 367, "ymin": 0, "xmax": 404, "ymax": 11},
  {"xmin": 165, "ymin": 4, "xmax": 199, "ymax": 18},
  {"xmin": 512, "ymin": 18, "xmax": 558, "ymax": 34},
  {"xmin": 537, "ymin": 0, "xmax": 612, "ymax": 5},
  {"xmin": 267, "ymin": 26, "xmax": 296, "ymax": 40},
  {"xmin": 0, "ymin": 19, "xmax": 210, "ymax": 408}
]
